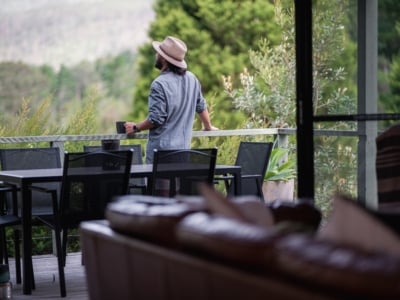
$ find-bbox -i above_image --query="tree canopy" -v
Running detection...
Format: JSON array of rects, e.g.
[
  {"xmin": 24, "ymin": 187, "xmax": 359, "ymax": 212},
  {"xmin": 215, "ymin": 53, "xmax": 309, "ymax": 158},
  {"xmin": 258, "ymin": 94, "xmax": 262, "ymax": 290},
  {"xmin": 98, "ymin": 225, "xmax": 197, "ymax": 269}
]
[{"xmin": 130, "ymin": 0, "xmax": 282, "ymax": 129}]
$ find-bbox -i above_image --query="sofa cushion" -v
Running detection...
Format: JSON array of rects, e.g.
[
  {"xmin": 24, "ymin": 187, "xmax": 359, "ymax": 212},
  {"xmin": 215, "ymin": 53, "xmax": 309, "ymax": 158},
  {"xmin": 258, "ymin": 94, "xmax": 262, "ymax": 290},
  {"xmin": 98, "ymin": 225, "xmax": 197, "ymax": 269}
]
[
  {"xmin": 176, "ymin": 212, "xmax": 280, "ymax": 269},
  {"xmin": 267, "ymin": 200, "xmax": 321, "ymax": 232},
  {"xmin": 276, "ymin": 234, "xmax": 400, "ymax": 299},
  {"xmin": 318, "ymin": 193, "xmax": 400, "ymax": 256},
  {"xmin": 106, "ymin": 195, "xmax": 199, "ymax": 245}
]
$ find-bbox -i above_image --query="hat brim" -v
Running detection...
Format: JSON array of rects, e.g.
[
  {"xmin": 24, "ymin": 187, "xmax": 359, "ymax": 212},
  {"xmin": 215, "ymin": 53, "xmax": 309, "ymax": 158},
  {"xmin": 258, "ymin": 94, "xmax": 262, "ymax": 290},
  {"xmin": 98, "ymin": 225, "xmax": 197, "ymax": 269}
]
[{"xmin": 152, "ymin": 41, "xmax": 187, "ymax": 69}]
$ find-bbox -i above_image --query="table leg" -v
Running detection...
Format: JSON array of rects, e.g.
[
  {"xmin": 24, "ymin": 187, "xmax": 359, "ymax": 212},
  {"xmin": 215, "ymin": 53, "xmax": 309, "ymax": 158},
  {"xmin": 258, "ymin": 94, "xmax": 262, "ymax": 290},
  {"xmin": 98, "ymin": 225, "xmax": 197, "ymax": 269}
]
[
  {"xmin": 233, "ymin": 171, "xmax": 242, "ymax": 195},
  {"xmin": 21, "ymin": 185, "xmax": 33, "ymax": 295}
]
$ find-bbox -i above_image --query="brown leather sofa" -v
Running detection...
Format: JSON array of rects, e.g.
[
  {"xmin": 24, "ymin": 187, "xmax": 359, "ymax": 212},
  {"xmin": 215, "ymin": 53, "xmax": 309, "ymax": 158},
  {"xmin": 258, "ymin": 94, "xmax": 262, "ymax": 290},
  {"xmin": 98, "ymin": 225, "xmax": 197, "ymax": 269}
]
[{"xmin": 80, "ymin": 195, "xmax": 400, "ymax": 300}]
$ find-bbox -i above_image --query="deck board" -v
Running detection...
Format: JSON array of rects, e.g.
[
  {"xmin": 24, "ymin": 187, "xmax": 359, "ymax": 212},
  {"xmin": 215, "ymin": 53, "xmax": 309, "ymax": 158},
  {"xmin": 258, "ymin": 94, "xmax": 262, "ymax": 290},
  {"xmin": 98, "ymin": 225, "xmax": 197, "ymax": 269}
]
[{"xmin": 8, "ymin": 252, "xmax": 89, "ymax": 299}]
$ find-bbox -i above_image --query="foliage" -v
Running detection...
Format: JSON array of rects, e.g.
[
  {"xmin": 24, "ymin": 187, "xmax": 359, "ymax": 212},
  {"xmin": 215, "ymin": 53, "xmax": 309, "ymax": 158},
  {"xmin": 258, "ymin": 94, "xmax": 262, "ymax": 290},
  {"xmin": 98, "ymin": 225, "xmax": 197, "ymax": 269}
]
[
  {"xmin": 130, "ymin": 0, "xmax": 282, "ymax": 129},
  {"xmin": 0, "ymin": 62, "xmax": 54, "ymax": 115},
  {"xmin": 387, "ymin": 52, "xmax": 400, "ymax": 111},
  {"xmin": 378, "ymin": 0, "xmax": 400, "ymax": 60},
  {"xmin": 264, "ymin": 147, "xmax": 296, "ymax": 181},
  {"xmin": 0, "ymin": 97, "xmax": 53, "ymax": 138},
  {"xmin": 0, "ymin": 53, "xmax": 137, "ymax": 256},
  {"xmin": 377, "ymin": 19, "xmax": 400, "ymax": 131},
  {"xmin": 0, "ymin": 91, "xmax": 98, "ymax": 140},
  {"xmin": 222, "ymin": 0, "xmax": 358, "ymax": 216},
  {"xmin": 95, "ymin": 51, "xmax": 138, "ymax": 99},
  {"xmin": 314, "ymin": 137, "xmax": 357, "ymax": 192},
  {"xmin": 223, "ymin": 0, "xmax": 357, "ymax": 130},
  {"xmin": 1, "ymin": 91, "xmax": 100, "ymax": 255},
  {"xmin": 0, "ymin": 51, "xmax": 138, "ymax": 134}
]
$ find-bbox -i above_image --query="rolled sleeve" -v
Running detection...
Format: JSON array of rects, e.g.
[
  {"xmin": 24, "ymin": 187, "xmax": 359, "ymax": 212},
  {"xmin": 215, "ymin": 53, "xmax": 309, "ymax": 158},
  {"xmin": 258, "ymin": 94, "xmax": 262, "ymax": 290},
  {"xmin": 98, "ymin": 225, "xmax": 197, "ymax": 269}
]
[
  {"xmin": 196, "ymin": 97, "xmax": 207, "ymax": 113},
  {"xmin": 195, "ymin": 86, "xmax": 207, "ymax": 113},
  {"xmin": 148, "ymin": 81, "xmax": 168, "ymax": 127}
]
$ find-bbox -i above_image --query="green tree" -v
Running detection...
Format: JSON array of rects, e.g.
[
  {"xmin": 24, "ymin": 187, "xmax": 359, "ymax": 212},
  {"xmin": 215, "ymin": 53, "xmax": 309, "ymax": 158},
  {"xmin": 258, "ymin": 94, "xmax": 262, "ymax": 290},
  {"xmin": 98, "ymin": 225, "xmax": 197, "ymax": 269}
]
[
  {"xmin": 0, "ymin": 62, "xmax": 53, "ymax": 115},
  {"xmin": 0, "ymin": 53, "xmax": 140, "ymax": 134},
  {"xmin": 378, "ymin": 0, "xmax": 400, "ymax": 60},
  {"xmin": 130, "ymin": 0, "xmax": 281, "ymax": 129},
  {"xmin": 0, "ymin": 90, "xmax": 98, "ymax": 140},
  {"xmin": 388, "ymin": 49, "xmax": 400, "ymax": 113},
  {"xmin": 223, "ymin": 0, "xmax": 358, "ymax": 215},
  {"xmin": 95, "ymin": 51, "xmax": 137, "ymax": 100},
  {"xmin": 373, "ymin": 1, "xmax": 400, "ymax": 126},
  {"xmin": 223, "ymin": 0, "xmax": 357, "ymax": 128},
  {"xmin": 1, "ymin": 91, "xmax": 99, "ymax": 255},
  {"xmin": 380, "ymin": 21, "xmax": 400, "ymax": 124},
  {"xmin": 54, "ymin": 65, "xmax": 79, "ymax": 107}
]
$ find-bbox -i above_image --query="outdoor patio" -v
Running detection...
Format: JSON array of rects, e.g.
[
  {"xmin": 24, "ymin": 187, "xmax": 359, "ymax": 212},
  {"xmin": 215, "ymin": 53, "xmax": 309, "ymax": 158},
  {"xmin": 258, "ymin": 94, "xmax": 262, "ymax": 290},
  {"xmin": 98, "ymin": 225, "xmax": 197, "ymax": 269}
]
[{"xmin": 8, "ymin": 252, "xmax": 88, "ymax": 300}]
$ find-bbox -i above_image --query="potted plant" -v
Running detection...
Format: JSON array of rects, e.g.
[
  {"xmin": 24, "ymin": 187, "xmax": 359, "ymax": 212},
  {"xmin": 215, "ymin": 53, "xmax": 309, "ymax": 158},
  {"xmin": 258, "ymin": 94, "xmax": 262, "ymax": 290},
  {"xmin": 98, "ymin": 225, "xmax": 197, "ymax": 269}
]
[{"xmin": 263, "ymin": 147, "xmax": 296, "ymax": 202}]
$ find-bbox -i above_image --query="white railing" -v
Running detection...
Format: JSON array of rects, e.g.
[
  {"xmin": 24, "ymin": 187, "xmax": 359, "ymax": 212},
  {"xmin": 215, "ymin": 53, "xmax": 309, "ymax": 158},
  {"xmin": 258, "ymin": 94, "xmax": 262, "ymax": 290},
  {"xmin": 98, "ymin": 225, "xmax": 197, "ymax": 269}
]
[
  {"xmin": 0, "ymin": 128, "xmax": 295, "ymax": 156},
  {"xmin": 0, "ymin": 127, "xmax": 359, "ymax": 166}
]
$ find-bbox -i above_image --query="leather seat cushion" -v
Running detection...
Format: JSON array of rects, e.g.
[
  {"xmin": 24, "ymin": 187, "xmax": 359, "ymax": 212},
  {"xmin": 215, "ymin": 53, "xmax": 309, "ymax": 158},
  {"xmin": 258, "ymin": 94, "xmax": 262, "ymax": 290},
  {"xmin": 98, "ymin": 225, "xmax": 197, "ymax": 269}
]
[
  {"xmin": 106, "ymin": 195, "xmax": 198, "ymax": 245},
  {"xmin": 276, "ymin": 234, "xmax": 400, "ymax": 298},
  {"xmin": 176, "ymin": 212, "xmax": 280, "ymax": 268}
]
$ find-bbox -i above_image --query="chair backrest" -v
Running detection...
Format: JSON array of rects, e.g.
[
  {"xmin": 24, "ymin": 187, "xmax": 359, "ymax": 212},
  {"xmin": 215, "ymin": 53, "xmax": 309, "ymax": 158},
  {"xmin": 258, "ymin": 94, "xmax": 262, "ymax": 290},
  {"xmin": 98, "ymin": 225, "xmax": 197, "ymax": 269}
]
[
  {"xmin": 84, "ymin": 144, "xmax": 145, "ymax": 192},
  {"xmin": 232, "ymin": 142, "xmax": 273, "ymax": 195},
  {"xmin": 0, "ymin": 147, "xmax": 61, "ymax": 170},
  {"xmin": 0, "ymin": 147, "xmax": 62, "ymax": 215},
  {"xmin": 60, "ymin": 150, "xmax": 133, "ymax": 225},
  {"xmin": 84, "ymin": 144, "xmax": 143, "ymax": 164},
  {"xmin": 151, "ymin": 148, "xmax": 218, "ymax": 197}
]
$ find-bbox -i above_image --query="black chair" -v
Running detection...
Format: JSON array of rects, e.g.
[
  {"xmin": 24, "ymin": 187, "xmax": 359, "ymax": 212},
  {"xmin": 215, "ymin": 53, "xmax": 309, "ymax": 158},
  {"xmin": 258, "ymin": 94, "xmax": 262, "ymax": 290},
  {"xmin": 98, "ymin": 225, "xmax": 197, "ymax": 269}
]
[
  {"xmin": 150, "ymin": 148, "xmax": 218, "ymax": 197},
  {"xmin": 34, "ymin": 150, "xmax": 133, "ymax": 297},
  {"xmin": 0, "ymin": 147, "xmax": 62, "ymax": 216},
  {"xmin": 215, "ymin": 142, "xmax": 273, "ymax": 199},
  {"xmin": 84, "ymin": 144, "xmax": 146, "ymax": 194},
  {"xmin": 0, "ymin": 147, "xmax": 61, "ymax": 286},
  {"xmin": 0, "ymin": 183, "xmax": 21, "ymax": 283}
]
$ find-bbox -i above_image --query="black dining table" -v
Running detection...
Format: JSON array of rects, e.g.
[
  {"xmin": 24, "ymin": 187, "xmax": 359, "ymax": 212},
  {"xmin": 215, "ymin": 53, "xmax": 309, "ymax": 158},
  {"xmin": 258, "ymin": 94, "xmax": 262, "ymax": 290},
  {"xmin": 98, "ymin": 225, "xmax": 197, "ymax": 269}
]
[{"xmin": 0, "ymin": 164, "xmax": 241, "ymax": 295}]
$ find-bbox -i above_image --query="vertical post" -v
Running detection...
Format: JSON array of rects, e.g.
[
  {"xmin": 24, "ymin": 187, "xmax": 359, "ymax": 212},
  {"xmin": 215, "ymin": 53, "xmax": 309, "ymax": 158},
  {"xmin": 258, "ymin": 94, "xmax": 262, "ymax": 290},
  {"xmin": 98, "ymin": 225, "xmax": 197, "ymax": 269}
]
[
  {"xmin": 51, "ymin": 141, "xmax": 65, "ymax": 167},
  {"xmin": 277, "ymin": 132, "xmax": 288, "ymax": 149},
  {"xmin": 295, "ymin": 0, "xmax": 314, "ymax": 200},
  {"xmin": 357, "ymin": 0, "xmax": 378, "ymax": 208},
  {"xmin": 49, "ymin": 141, "xmax": 64, "ymax": 254}
]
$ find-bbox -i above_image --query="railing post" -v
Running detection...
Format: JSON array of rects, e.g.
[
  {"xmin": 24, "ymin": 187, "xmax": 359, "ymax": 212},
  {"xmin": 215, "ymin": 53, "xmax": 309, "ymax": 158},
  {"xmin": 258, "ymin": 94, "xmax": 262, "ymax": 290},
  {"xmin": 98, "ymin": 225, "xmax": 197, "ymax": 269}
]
[
  {"xmin": 277, "ymin": 133, "xmax": 288, "ymax": 148},
  {"xmin": 50, "ymin": 141, "xmax": 65, "ymax": 167}
]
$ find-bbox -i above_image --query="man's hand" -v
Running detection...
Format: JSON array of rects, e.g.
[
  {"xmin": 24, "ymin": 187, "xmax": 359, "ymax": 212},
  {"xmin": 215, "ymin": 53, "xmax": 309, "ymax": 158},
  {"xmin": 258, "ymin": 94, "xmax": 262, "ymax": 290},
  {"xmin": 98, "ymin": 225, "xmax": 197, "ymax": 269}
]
[
  {"xmin": 203, "ymin": 125, "xmax": 219, "ymax": 131},
  {"xmin": 124, "ymin": 122, "xmax": 136, "ymax": 135}
]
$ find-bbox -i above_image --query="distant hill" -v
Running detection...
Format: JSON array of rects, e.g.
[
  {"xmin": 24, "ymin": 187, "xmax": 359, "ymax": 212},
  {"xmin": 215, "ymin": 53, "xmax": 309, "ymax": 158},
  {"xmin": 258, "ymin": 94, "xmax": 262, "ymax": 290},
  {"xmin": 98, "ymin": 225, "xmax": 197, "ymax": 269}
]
[{"xmin": 0, "ymin": 0, "xmax": 155, "ymax": 69}]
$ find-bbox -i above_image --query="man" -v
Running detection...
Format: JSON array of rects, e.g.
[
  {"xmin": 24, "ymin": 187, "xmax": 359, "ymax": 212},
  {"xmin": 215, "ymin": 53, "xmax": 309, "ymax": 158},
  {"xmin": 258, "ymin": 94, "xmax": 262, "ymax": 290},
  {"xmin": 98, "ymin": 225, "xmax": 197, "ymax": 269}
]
[{"xmin": 125, "ymin": 36, "xmax": 218, "ymax": 163}]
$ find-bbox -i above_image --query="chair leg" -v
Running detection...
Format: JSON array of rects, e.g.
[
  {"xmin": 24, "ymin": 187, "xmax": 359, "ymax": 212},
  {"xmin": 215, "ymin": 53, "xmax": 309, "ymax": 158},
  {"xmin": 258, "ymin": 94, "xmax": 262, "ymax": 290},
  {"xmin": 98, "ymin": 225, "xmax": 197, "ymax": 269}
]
[
  {"xmin": 62, "ymin": 230, "xmax": 68, "ymax": 267},
  {"xmin": 55, "ymin": 228, "xmax": 66, "ymax": 297},
  {"xmin": 0, "ymin": 228, "xmax": 7, "ymax": 264},
  {"xmin": 13, "ymin": 229, "xmax": 21, "ymax": 284},
  {"xmin": 169, "ymin": 178, "xmax": 176, "ymax": 197},
  {"xmin": 30, "ymin": 256, "xmax": 35, "ymax": 290},
  {"xmin": 224, "ymin": 179, "xmax": 230, "ymax": 194},
  {"xmin": 0, "ymin": 227, "xmax": 22, "ymax": 284},
  {"xmin": 256, "ymin": 180, "xmax": 265, "ymax": 202}
]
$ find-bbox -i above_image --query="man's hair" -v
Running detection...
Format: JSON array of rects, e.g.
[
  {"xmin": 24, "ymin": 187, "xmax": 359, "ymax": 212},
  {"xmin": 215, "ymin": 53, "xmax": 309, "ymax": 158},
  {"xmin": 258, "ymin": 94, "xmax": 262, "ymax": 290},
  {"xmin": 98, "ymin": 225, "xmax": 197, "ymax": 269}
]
[{"xmin": 167, "ymin": 61, "xmax": 186, "ymax": 76}]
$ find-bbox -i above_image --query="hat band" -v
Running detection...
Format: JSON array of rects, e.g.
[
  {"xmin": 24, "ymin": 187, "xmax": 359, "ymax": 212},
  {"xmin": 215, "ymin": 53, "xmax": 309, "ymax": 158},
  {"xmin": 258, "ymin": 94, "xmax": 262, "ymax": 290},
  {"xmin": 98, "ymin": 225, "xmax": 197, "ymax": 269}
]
[{"xmin": 159, "ymin": 44, "xmax": 183, "ymax": 62}]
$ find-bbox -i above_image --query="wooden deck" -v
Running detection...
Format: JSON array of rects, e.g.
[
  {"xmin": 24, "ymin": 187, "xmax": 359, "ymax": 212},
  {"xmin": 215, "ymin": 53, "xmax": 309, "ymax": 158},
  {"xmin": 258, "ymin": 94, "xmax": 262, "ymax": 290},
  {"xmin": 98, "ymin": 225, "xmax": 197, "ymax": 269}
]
[{"xmin": 8, "ymin": 252, "xmax": 89, "ymax": 299}]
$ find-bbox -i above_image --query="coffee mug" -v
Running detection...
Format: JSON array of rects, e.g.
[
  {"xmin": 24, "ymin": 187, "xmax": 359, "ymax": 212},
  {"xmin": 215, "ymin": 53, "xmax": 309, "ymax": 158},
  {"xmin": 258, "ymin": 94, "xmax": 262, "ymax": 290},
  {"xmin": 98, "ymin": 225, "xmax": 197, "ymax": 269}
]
[{"xmin": 116, "ymin": 121, "xmax": 126, "ymax": 134}]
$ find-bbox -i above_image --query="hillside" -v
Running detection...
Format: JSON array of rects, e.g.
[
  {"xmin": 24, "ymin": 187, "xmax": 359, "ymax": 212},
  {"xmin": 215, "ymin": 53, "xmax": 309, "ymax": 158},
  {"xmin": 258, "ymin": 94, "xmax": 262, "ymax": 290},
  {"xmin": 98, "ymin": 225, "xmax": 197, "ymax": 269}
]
[{"xmin": 0, "ymin": 0, "xmax": 155, "ymax": 68}]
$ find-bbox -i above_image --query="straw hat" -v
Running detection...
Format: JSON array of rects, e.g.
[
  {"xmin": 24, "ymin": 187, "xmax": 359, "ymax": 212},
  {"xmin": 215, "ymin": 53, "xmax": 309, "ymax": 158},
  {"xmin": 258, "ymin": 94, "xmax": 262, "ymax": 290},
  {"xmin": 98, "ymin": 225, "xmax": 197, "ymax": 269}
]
[{"xmin": 152, "ymin": 36, "xmax": 187, "ymax": 69}]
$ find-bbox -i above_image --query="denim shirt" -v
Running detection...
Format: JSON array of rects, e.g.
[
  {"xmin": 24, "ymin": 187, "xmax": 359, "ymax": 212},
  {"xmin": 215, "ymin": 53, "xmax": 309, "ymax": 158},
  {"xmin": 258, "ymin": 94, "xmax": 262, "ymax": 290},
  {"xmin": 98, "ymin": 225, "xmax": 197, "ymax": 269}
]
[{"xmin": 145, "ymin": 70, "xmax": 207, "ymax": 163}]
